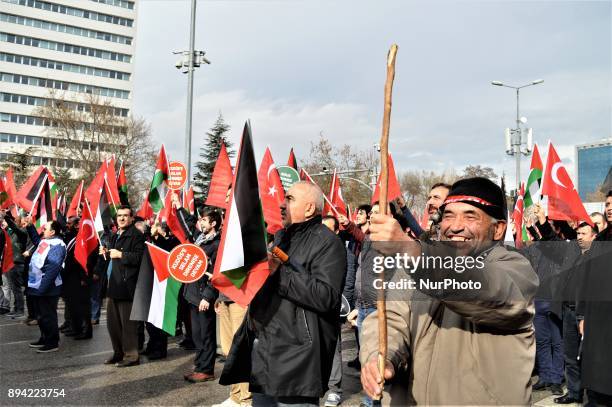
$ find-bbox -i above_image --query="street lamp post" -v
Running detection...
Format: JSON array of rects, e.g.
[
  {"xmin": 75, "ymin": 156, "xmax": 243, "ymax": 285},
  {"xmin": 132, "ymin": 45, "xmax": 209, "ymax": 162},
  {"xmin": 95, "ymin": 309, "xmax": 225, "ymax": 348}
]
[
  {"xmin": 491, "ymin": 79, "xmax": 544, "ymax": 191},
  {"xmin": 174, "ymin": 0, "xmax": 211, "ymax": 188}
]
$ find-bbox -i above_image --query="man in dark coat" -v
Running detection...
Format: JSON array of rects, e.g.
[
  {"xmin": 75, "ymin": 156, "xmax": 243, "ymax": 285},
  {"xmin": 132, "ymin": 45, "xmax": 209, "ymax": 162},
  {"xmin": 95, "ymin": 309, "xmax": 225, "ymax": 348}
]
[
  {"xmin": 221, "ymin": 181, "xmax": 347, "ymax": 406},
  {"xmin": 576, "ymin": 191, "xmax": 612, "ymax": 406},
  {"xmin": 2, "ymin": 212, "xmax": 28, "ymax": 318},
  {"xmin": 183, "ymin": 208, "xmax": 221, "ymax": 383},
  {"xmin": 100, "ymin": 205, "xmax": 145, "ymax": 367}
]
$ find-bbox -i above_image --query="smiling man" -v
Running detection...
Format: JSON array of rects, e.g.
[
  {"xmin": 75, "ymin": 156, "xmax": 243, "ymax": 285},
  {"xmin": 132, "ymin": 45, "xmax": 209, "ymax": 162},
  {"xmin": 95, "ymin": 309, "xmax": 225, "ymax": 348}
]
[{"xmin": 359, "ymin": 177, "xmax": 539, "ymax": 405}]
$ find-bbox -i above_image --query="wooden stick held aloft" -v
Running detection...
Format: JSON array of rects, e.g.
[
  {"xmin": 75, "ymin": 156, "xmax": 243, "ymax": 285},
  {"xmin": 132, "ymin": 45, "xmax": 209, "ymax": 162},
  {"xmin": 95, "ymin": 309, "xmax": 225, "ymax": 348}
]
[{"xmin": 375, "ymin": 43, "xmax": 398, "ymax": 401}]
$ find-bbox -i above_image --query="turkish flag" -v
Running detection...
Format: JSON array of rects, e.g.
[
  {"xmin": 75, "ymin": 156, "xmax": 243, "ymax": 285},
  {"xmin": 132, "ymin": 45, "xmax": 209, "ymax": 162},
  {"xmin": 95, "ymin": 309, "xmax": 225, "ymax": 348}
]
[
  {"xmin": 75, "ymin": 201, "xmax": 98, "ymax": 274},
  {"xmin": 258, "ymin": 148, "xmax": 285, "ymax": 234},
  {"xmin": 205, "ymin": 143, "xmax": 233, "ymax": 209},
  {"xmin": 183, "ymin": 185, "xmax": 195, "ymax": 215},
  {"xmin": 541, "ymin": 142, "xmax": 592, "ymax": 225},
  {"xmin": 512, "ymin": 183, "xmax": 525, "ymax": 248},
  {"xmin": 371, "ymin": 154, "xmax": 402, "ymax": 204},
  {"xmin": 324, "ymin": 169, "xmax": 348, "ymax": 217}
]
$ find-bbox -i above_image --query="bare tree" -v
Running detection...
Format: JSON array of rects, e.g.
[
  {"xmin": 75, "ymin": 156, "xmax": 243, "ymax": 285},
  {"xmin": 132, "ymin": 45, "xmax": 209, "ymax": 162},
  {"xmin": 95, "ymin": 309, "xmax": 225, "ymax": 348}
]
[
  {"xmin": 461, "ymin": 165, "xmax": 498, "ymax": 181},
  {"xmin": 399, "ymin": 169, "xmax": 458, "ymax": 215},
  {"xmin": 34, "ymin": 89, "xmax": 156, "ymax": 206},
  {"xmin": 301, "ymin": 135, "xmax": 379, "ymax": 209}
]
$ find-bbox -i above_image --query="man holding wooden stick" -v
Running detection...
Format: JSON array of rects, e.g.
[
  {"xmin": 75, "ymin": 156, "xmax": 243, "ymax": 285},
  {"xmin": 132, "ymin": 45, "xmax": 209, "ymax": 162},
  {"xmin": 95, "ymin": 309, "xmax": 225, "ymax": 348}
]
[{"xmin": 360, "ymin": 177, "xmax": 539, "ymax": 405}]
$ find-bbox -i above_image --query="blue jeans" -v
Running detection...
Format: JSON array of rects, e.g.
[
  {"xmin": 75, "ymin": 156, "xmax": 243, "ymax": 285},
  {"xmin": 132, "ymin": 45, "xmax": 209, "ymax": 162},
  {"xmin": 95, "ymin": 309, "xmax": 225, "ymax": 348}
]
[
  {"xmin": 357, "ymin": 306, "xmax": 380, "ymax": 407},
  {"xmin": 534, "ymin": 303, "xmax": 564, "ymax": 384}
]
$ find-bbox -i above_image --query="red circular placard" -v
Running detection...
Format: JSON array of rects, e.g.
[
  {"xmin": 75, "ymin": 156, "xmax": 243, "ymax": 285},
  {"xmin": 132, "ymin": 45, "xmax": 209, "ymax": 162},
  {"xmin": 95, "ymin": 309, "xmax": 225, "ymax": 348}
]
[
  {"xmin": 167, "ymin": 161, "xmax": 187, "ymax": 190},
  {"xmin": 167, "ymin": 243, "xmax": 209, "ymax": 283}
]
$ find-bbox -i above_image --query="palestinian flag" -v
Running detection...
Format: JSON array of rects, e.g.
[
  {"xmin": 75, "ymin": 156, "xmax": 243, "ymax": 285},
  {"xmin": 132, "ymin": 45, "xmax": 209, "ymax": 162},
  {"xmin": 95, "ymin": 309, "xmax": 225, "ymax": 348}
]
[
  {"xmin": 211, "ymin": 122, "xmax": 270, "ymax": 307},
  {"xmin": 33, "ymin": 177, "xmax": 53, "ymax": 229},
  {"xmin": 524, "ymin": 143, "xmax": 543, "ymax": 209},
  {"xmin": 148, "ymin": 145, "xmax": 169, "ymax": 213},
  {"xmin": 130, "ymin": 243, "xmax": 182, "ymax": 336},
  {"xmin": 117, "ymin": 161, "xmax": 129, "ymax": 205},
  {"xmin": 16, "ymin": 166, "xmax": 48, "ymax": 213},
  {"xmin": 287, "ymin": 147, "xmax": 298, "ymax": 170}
]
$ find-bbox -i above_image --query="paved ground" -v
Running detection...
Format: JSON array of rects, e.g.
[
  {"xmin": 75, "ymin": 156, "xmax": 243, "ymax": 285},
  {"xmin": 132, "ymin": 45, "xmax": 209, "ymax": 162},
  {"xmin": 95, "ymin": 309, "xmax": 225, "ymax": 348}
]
[{"xmin": 0, "ymin": 301, "xmax": 572, "ymax": 406}]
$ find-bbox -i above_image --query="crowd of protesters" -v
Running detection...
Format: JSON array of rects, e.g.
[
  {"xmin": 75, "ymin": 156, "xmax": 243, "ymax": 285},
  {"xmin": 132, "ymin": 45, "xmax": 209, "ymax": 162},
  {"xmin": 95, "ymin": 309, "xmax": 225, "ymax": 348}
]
[{"xmin": 1, "ymin": 179, "xmax": 611, "ymax": 407}]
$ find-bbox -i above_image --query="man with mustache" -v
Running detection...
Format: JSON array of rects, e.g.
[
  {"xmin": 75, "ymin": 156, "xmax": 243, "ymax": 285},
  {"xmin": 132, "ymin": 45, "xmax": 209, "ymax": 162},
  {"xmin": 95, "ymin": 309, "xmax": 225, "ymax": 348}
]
[{"xmin": 360, "ymin": 177, "xmax": 539, "ymax": 405}]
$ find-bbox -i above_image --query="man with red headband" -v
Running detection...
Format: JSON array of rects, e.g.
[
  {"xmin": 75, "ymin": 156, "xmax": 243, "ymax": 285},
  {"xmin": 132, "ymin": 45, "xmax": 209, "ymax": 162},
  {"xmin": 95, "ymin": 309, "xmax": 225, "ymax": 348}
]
[{"xmin": 360, "ymin": 177, "xmax": 539, "ymax": 405}]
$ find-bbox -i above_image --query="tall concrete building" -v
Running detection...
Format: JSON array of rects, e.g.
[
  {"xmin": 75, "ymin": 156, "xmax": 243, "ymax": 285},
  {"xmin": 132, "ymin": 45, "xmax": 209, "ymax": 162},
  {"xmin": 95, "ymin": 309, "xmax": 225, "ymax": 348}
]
[
  {"xmin": 575, "ymin": 139, "xmax": 612, "ymax": 201},
  {"xmin": 0, "ymin": 0, "xmax": 137, "ymax": 170}
]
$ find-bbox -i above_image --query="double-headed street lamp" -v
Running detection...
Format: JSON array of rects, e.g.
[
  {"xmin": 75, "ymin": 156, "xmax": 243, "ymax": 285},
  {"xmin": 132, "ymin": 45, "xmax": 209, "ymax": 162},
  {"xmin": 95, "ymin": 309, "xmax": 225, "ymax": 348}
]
[{"xmin": 491, "ymin": 79, "xmax": 544, "ymax": 192}]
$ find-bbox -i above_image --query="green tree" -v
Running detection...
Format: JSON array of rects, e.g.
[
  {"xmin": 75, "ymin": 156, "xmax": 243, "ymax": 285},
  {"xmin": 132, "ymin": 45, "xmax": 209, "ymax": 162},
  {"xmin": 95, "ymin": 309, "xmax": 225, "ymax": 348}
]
[
  {"xmin": 1, "ymin": 147, "xmax": 36, "ymax": 187},
  {"xmin": 193, "ymin": 113, "xmax": 234, "ymax": 199}
]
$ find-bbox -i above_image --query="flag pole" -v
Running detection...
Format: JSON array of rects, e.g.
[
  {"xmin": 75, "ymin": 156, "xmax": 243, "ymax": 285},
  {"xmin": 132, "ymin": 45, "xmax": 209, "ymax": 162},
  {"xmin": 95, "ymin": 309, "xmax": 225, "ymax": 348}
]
[{"xmin": 375, "ymin": 43, "xmax": 398, "ymax": 400}]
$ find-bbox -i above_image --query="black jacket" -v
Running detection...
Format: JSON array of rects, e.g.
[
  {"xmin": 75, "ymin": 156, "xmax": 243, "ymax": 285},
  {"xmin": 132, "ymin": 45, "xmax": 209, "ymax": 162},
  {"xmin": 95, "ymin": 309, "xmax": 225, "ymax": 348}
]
[
  {"xmin": 4, "ymin": 216, "xmax": 27, "ymax": 265},
  {"xmin": 106, "ymin": 225, "xmax": 146, "ymax": 301},
  {"xmin": 220, "ymin": 216, "xmax": 347, "ymax": 398},
  {"xmin": 183, "ymin": 231, "xmax": 220, "ymax": 306}
]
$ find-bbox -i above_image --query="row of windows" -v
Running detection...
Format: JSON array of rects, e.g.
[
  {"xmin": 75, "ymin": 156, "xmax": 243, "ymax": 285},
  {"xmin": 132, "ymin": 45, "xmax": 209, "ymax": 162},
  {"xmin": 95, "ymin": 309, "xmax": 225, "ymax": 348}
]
[
  {"xmin": 0, "ymin": 33, "xmax": 132, "ymax": 63},
  {"xmin": 0, "ymin": 52, "xmax": 131, "ymax": 81},
  {"xmin": 0, "ymin": 112, "xmax": 127, "ymax": 134},
  {"xmin": 1, "ymin": 0, "xmax": 133, "ymax": 27},
  {"xmin": 90, "ymin": 0, "xmax": 134, "ymax": 10},
  {"xmin": 1, "ymin": 132, "xmax": 117, "ymax": 153},
  {"xmin": 1, "ymin": 92, "xmax": 130, "ymax": 117},
  {"xmin": 0, "ymin": 12, "xmax": 133, "ymax": 45},
  {"xmin": 0, "ymin": 152, "xmax": 82, "ymax": 169},
  {"xmin": 0, "ymin": 72, "xmax": 130, "ymax": 99}
]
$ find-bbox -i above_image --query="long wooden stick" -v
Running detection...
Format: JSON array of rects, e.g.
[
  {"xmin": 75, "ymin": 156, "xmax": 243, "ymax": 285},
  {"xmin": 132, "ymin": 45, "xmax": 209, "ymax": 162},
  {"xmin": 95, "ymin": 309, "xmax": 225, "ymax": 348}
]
[{"xmin": 376, "ymin": 43, "xmax": 398, "ymax": 400}]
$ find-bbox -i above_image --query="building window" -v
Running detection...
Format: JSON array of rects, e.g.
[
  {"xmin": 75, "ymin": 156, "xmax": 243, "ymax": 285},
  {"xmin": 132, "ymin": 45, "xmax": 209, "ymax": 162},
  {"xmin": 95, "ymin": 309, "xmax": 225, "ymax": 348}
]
[
  {"xmin": 1, "ymin": 0, "xmax": 133, "ymax": 27},
  {"xmin": 0, "ymin": 33, "xmax": 132, "ymax": 63},
  {"xmin": 0, "ymin": 52, "xmax": 131, "ymax": 81},
  {"xmin": 0, "ymin": 73, "xmax": 130, "ymax": 99},
  {"xmin": 0, "ymin": 13, "xmax": 133, "ymax": 45}
]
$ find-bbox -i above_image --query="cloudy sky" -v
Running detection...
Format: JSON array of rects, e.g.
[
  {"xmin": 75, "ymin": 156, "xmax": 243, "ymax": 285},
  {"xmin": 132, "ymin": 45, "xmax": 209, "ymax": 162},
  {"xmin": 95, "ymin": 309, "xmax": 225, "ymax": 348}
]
[{"xmin": 131, "ymin": 0, "xmax": 611, "ymax": 189}]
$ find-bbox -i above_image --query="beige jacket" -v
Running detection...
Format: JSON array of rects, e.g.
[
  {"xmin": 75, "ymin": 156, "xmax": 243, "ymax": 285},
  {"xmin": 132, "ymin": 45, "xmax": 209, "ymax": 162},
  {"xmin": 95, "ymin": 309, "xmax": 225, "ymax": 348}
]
[{"xmin": 360, "ymin": 244, "xmax": 538, "ymax": 406}]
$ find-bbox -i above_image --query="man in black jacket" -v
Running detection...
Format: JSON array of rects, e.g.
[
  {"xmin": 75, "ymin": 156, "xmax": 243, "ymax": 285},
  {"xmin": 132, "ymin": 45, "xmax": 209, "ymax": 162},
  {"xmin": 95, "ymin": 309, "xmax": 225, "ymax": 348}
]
[
  {"xmin": 2, "ymin": 212, "xmax": 28, "ymax": 318},
  {"xmin": 183, "ymin": 208, "xmax": 221, "ymax": 383},
  {"xmin": 222, "ymin": 181, "xmax": 347, "ymax": 406},
  {"xmin": 100, "ymin": 206, "xmax": 145, "ymax": 367}
]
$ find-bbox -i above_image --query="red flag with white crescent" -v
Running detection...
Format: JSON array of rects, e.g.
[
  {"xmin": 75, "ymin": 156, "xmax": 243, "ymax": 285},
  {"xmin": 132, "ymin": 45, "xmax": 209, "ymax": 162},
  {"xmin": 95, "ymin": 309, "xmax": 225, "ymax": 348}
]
[
  {"xmin": 258, "ymin": 148, "xmax": 285, "ymax": 234},
  {"xmin": 75, "ymin": 201, "xmax": 98, "ymax": 274},
  {"xmin": 541, "ymin": 142, "xmax": 592, "ymax": 225}
]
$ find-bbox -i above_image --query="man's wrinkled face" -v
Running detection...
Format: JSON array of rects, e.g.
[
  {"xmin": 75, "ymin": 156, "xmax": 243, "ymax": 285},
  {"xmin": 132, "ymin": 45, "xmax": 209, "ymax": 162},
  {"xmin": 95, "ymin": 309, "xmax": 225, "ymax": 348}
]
[
  {"xmin": 426, "ymin": 186, "xmax": 450, "ymax": 215},
  {"xmin": 440, "ymin": 202, "xmax": 505, "ymax": 254},
  {"xmin": 134, "ymin": 221, "xmax": 146, "ymax": 233},
  {"xmin": 116, "ymin": 209, "xmax": 133, "ymax": 230},
  {"xmin": 606, "ymin": 197, "xmax": 612, "ymax": 223},
  {"xmin": 577, "ymin": 225, "xmax": 596, "ymax": 250},
  {"xmin": 590, "ymin": 214, "xmax": 606, "ymax": 233},
  {"xmin": 356, "ymin": 209, "xmax": 368, "ymax": 226},
  {"xmin": 280, "ymin": 184, "xmax": 315, "ymax": 227}
]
